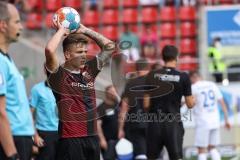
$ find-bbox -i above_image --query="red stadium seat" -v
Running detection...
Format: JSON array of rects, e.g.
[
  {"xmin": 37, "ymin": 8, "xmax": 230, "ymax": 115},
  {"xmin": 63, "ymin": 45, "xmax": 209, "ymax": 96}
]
[
  {"xmin": 200, "ymin": 0, "xmax": 211, "ymax": 5},
  {"xmin": 26, "ymin": 13, "xmax": 42, "ymax": 29},
  {"xmin": 180, "ymin": 22, "xmax": 196, "ymax": 38},
  {"xmin": 45, "ymin": 13, "xmax": 54, "ymax": 28},
  {"xmin": 201, "ymin": 0, "xmax": 226, "ymax": 5},
  {"xmin": 131, "ymin": 25, "xmax": 138, "ymax": 33},
  {"xmin": 159, "ymin": 39, "xmax": 176, "ymax": 51},
  {"xmin": 102, "ymin": 9, "xmax": 119, "ymax": 25},
  {"xmin": 122, "ymin": 24, "xmax": 138, "ymax": 34},
  {"xmin": 122, "ymin": 9, "xmax": 138, "ymax": 24},
  {"xmin": 179, "ymin": 6, "xmax": 196, "ymax": 21},
  {"xmin": 28, "ymin": 0, "xmax": 43, "ymax": 11},
  {"xmin": 103, "ymin": 0, "xmax": 119, "ymax": 8},
  {"xmin": 160, "ymin": 23, "xmax": 176, "ymax": 38},
  {"xmin": 141, "ymin": 24, "xmax": 158, "ymax": 33},
  {"xmin": 160, "ymin": 6, "xmax": 176, "ymax": 22},
  {"xmin": 87, "ymin": 42, "xmax": 100, "ymax": 59},
  {"xmin": 28, "ymin": 0, "xmax": 37, "ymax": 8},
  {"xmin": 102, "ymin": 26, "xmax": 118, "ymax": 41},
  {"xmin": 180, "ymin": 38, "xmax": 197, "ymax": 55},
  {"xmin": 123, "ymin": 0, "xmax": 138, "ymax": 8},
  {"xmin": 178, "ymin": 56, "xmax": 198, "ymax": 71},
  {"xmin": 219, "ymin": 0, "xmax": 234, "ymax": 4},
  {"xmin": 141, "ymin": 7, "xmax": 158, "ymax": 23},
  {"xmin": 63, "ymin": 0, "xmax": 82, "ymax": 9},
  {"xmin": 83, "ymin": 10, "xmax": 99, "ymax": 26},
  {"xmin": 87, "ymin": 26, "xmax": 99, "ymax": 32},
  {"xmin": 46, "ymin": 0, "xmax": 62, "ymax": 11}
]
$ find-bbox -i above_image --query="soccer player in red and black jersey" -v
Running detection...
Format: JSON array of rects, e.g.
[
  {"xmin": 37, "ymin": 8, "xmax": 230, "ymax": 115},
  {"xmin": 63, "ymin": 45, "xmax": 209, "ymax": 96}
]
[{"xmin": 44, "ymin": 23, "xmax": 115, "ymax": 160}]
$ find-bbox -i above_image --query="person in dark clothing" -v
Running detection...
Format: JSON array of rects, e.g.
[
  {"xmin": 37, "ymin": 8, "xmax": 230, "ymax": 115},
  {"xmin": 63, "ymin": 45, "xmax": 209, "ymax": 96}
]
[
  {"xmin": 144, "ymin": 45, "xmax": 195, "ymax": 160},
  {"xmin": 97, "ymin": 85, "xmax": 119, "ymax": 160},
  {"xmin": 118, "ymin": 59, "xmax": 150, "ymax": 160}
]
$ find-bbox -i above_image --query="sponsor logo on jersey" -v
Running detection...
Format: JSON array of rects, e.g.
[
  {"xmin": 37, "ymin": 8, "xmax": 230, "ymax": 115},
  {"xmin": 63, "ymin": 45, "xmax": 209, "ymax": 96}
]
[
  {"xmin": 154, "ymin": 74, "xmax": 180, "ymax": 82},
  {"xmin": 71, "ymin": 82, "xmax": 94, "ymax": 89},
  {"xmin": 82, "ymin": 71, "xmax": 92, "ymax": 80}
]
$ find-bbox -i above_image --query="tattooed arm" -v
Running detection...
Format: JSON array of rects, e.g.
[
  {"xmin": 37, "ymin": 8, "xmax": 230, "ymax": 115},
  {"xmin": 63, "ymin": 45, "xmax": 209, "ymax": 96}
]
[{"xmin": 76, "ymin": 25, "xmax": 116, "ymax": 67}]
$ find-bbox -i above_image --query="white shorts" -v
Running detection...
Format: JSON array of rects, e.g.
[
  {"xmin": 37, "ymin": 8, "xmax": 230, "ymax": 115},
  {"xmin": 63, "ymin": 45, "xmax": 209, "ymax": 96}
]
[{"xmin": 194, "ymin": 127, "xmax": 220, "ymax": 148}]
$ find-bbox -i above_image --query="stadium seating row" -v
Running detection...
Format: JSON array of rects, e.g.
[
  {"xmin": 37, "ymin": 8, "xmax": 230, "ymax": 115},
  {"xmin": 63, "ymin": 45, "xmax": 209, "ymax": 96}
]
[
  {"xmin": 30, "ymin": 13, "xmax": 196, "ymax": 39},
  {"xmin": 25, "ymin": 0, "xmax": 238, "ymax": 72},
  {"xmin": 28, "ymin": 0, "xmax": 82, "ymax": 11},
  {"xmin": 28, "ymin": 0, "xmax": 238, "ymax": 11},
  {"xmin": 27, "ymin": 6, "xmax": 197, "ymax": 27}
]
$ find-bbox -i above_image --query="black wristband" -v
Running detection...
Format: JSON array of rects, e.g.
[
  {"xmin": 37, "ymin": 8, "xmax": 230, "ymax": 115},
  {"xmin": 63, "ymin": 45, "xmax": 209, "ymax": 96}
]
[{"xmin": 7, "ymin": 153, "xmax": 19, "ymax": 160}]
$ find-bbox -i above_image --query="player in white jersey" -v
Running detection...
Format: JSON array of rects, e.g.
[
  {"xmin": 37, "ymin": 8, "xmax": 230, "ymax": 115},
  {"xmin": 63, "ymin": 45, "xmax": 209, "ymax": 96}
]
[{"xmin": 189, "ymin": 71, "xmax": 230, "ymax": 160}]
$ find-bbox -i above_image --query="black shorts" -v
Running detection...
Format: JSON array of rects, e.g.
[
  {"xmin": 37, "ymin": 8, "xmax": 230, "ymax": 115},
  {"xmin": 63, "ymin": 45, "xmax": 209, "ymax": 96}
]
[
  {"xmin": 126, "ymin": 128, "xmax": 147, "ymax": 158},
  {"xmin": 55, "ymin": 135, "xmax": 100, "ymax": 160},
  {"xmin": 101, "ymin": 139, "xmax": 117, "ymax": 160},
  {"xmin": 36, "ymin": 130, "xmax": 59, "ymax": 160},
  {"xmin": 147, "ymin": 122, "xmax": 184, "ymax": 160},
  {"xmin": 0, "ymin": 136, "xmax": 33, "ymax": 160}
]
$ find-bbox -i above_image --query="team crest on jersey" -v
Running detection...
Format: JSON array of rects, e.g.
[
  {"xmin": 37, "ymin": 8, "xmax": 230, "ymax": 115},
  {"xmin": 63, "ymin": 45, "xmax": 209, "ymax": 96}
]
[{"xmin": 82, "ymin": 71, "xmax": 92, "ymax": 80}]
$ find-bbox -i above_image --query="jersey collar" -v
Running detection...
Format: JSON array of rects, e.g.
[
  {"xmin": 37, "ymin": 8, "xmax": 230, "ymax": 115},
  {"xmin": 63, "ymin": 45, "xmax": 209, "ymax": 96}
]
[
  {"xmin": 163, "ymin": 66, "xmax": 175, "ymax": 71},
  {"xmin": 0, "ymin": 49, "xmax": 11, "ymax": 60}
]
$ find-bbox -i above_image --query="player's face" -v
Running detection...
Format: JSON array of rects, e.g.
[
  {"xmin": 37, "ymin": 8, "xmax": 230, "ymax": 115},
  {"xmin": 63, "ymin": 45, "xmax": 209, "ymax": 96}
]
[
  {"xmin": 6, "ymin": 4, "xmax": 23, "ymax": 43},
  {"xmin": 65, "ymin": 42, "xmax": 88, "ymax": 68}
]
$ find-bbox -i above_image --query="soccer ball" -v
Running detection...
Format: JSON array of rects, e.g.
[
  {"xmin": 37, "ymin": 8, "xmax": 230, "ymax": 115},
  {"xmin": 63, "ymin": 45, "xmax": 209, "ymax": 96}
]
[{"xmin": 53, "ymin": 7, "xmax": 81, "ymax": 33}]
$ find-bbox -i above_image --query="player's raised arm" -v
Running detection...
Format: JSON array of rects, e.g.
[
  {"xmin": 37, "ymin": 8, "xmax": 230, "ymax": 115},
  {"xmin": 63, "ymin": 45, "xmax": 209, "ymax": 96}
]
[
  {"xmin": 45, "ymin": 27, "xmax": 69, "ymax": 72},
  {"xmin": 76, "ymin": 24, "xmax": 116, "ymax": 66}
]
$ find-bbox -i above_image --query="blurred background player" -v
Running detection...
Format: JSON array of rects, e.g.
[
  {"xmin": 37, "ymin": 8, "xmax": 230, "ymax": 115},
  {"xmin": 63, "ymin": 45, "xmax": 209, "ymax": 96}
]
[
  {"xmin": 0, "ymin": 1, "xmax": 34, "ymax": 160},
  {"xmin": 119, "ymin": 58, "xmax": 150, "ymax": 160},
  {"xmin": 208, "ymin": 37, "xmax": 226, "ymax": 83},
  {"xmin": 2, "ymin": 0, "xmax": 31, "ymax": 13},
  {"xmin": 151, "ymin": 61, "xmax": 163, "ymax": 71},
  {"xmin": 120, "ymin": 24, "xmax": 140, "ymax": 62},
  {"xmin": 97, "ymin": 85, "xmax": 119, "ymax": 160},
  {"xmin": 30, "ymin": 78, "xmax": 58, "ymax": 160},
  {"xmin": 140, "ymin": 24, "xmax": 157, "ymax": 60},
  {"xmin": 190, "ymin": 71, "xmax": 231, "ymax": 160},
  {"xmin": 8, "ymin": 0, "xmax": 31, "ymax": 12},
  {"xmin": 44, "ymin": 22, "xmax": 115, "ymax": 159},
  {"xmin": 144, "ymin": 45, "xmax": 195, "ymax": 160}
]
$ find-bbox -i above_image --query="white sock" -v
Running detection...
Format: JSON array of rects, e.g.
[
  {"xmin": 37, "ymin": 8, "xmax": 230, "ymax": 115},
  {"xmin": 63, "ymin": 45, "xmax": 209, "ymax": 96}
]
[
  {"xmin": 135, "ymin": 154, "xmax": 147, "ymax": 160},
  {"xmin": 210, "ymin": 148, "xmax": 221, "ymax": 160},
  {"xmin": 198, "ymin": 153, "xmax": 207, "ymax": 160}
]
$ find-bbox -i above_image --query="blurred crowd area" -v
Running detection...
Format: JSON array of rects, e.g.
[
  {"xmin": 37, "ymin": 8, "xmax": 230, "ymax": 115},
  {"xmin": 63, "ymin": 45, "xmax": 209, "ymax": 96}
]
[
  {"xmin": 5, "ymin": 0, "xmax": 240, "ymax": 75},
  {"xmin": 3, "ymin": 0, "xmax": 240, "ymax": 71}
]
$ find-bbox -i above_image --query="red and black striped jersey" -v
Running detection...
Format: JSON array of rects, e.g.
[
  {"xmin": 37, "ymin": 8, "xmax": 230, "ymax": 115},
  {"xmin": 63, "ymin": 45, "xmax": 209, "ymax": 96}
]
[{"xmin": 46, "ymin": 57, "xmax": 100, "ymax": 138}]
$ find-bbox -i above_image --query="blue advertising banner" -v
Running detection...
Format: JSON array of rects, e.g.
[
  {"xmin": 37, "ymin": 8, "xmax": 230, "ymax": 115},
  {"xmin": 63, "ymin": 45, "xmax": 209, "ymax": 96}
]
[
  {"xmin": 207, "ymin": 8, "xmax": 240, "ymax": 46},
  {"xmin": 205, "ymin": 6, "xmax": 240, "ymax": 64}
]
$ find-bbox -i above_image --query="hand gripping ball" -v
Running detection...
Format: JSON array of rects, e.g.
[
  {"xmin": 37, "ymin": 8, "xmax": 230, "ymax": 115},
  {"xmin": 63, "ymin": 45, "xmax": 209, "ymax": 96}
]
[{"xmin": 53, "ymin": 7, "xmax": 81, "ymax": 33}]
